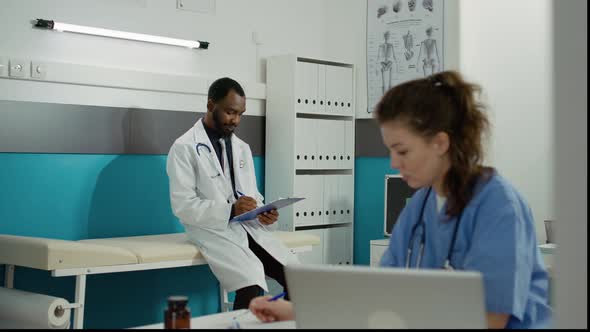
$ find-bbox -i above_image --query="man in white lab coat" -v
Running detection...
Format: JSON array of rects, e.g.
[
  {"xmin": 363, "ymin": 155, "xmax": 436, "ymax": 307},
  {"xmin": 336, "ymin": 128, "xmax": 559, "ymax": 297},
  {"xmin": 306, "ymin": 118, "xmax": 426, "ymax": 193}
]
[{"xmin": 166, "ymin": 77, "xmax": 298, "ymax": 310}]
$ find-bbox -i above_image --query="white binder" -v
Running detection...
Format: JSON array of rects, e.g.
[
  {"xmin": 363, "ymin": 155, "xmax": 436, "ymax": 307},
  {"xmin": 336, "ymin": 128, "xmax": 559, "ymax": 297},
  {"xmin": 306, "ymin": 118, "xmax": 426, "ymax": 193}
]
[
  {"xmin": 340, "ymin": 174, "xmax": 354, "ymax": 223},
  {"xmin": 294, "ymin": 118, "xmax": 305, "ymax": 169},
  {"xmin": 295, "ymin": 61, "xmax": 306, "ymax": 113},
  {"xmin": 306, "ymin": 62, "xmax": 319, "ymax": 114},
  {"xmin": 325, "ymin": 65, "xmax": 339, "ymax": 114},
  {"xmin": 343, "ymin": 67, "xmax": 354, "ymax": 116},
  {"xmin": 295, "ymin": 118, "xmax": 317, "ymax": 170},
  {"xmin": 312, "ymin": 174, "xmax": 325, "ymax": 225},
  {"xmin": 315, "ymin": 118, "xmax": 327, "ymax": 169},
  {"xmin": 338, "ymin": 66, "xmax": 354, "ymax": 116},
  {"xmin": 323, "ymin": 174, "xmax": 339, "ymax": 224},
  {"xmin": 293, "ymin": 175, "xmax": 312, "ymax": 226},
  {"xmin": 344, "ymin": 120, "xmax": 355, "ymax": 169},
  {"xmin": 331, "ymin": 120, "xmax": 345, "ymax": 169},
  {"xmin": 307, "ymin": 118, "xmax": 318, "ymax": 169},
  {"xmin": 317, "ymin": 64, "xmax": 327, "ymax": 114}
]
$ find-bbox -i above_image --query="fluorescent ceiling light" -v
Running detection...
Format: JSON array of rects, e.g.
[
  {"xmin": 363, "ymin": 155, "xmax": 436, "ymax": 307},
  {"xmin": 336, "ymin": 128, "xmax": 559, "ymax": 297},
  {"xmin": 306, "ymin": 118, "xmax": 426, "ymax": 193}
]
[{"xmin": 33, "ymin": 19, "xmax": 209, "ymax": 49}]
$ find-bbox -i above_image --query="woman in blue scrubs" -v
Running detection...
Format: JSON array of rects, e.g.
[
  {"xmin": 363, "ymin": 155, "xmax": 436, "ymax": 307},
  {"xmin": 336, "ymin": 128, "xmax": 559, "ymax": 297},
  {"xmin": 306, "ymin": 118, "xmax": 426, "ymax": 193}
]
[
  {"xmin": 376, "ymin": 71, "xmax": 552, "ymax": 329},
  {"xmin": 248, "ymin": 71, "xmax": 552, "ymax": 328}
]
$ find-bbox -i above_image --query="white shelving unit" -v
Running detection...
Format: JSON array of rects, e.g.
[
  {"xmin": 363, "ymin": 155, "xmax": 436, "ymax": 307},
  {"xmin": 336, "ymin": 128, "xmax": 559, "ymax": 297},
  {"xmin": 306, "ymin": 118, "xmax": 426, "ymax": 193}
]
[{"xmin": 265, "ymin": 54, "xmax": 355, "ymax": 266}]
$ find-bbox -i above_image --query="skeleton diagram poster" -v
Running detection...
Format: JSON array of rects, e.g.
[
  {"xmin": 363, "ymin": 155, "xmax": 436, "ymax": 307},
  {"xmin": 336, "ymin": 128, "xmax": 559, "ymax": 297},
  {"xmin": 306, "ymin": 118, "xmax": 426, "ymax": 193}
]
[{"xmin": 366, "ymin": 0, "xmax": 445, "ymax": 114}]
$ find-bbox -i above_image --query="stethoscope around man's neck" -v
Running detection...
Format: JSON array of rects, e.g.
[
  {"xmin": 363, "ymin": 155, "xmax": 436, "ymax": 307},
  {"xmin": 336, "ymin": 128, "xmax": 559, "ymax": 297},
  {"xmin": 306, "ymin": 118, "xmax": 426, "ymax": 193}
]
[{"xmin": 405, "ymin": 187, "xmax": 464, "ymax": 270}]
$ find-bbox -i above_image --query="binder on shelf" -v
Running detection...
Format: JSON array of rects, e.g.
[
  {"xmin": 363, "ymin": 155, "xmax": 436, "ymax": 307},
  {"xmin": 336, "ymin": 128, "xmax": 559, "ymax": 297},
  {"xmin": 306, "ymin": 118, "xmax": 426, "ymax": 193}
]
[
  {"xmin": 294, "ymin": 175, "xmax": 313, "ymax": 227},
  {"xmin": 307, "ymin": 62, "xmax": 319, "ymax": 114},
  {"xmin": 313, "ymin": 175, "xmax": 325, "ymax": 225},
  {"xmin": 318, "ymin": 64, "xmax": 327, "ymax": 114},
  {"xmin": 323, "ymin": 174, "xmax": 339, "ymax": 224},
  {"xmin": 344, "ymin": 120, "xmax": 355, "ymax": 168},
  {"xmin": 325, "ymin": 65, "xmax": 339, "ymax": 114},
  {"xmin": 340, "ymin": 174, "xmax": 354, "ymax": 223},
  {"xmin": 295, "ymin": 62, "xmax": 306, "ymax": 113}
]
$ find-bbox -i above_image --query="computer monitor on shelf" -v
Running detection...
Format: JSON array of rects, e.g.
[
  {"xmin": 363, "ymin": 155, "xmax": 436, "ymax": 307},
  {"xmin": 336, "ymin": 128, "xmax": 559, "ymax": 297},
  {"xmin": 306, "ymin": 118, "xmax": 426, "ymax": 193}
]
[{"xmin": 384, "ymin": 174, "xmax": 416, "ymax": 236}]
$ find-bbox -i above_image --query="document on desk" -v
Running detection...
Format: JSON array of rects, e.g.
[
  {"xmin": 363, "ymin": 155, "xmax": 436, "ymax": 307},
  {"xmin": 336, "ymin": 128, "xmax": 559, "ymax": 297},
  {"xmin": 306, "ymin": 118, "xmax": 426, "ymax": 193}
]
[
  {"xmin": 128, "ymin": 309, "xmax": 296, "ymax": 329},
  {"xmin": 238, "ymin": 320, "xmax": 296, "ymax": 329},
  {"xmin": 230, "ymin": 197, "xmax": 305, "ymax": 222},
  {"xmin": 230, "ymin": 310, "xmax": 296, "ymax": 329}
]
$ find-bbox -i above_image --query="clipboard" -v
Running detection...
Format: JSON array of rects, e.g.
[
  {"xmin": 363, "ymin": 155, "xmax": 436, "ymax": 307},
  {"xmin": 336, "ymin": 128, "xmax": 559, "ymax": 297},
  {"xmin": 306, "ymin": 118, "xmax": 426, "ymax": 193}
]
[{"xmin": 230, "ymin": 197, "xmax": 305, "ymax": 222}]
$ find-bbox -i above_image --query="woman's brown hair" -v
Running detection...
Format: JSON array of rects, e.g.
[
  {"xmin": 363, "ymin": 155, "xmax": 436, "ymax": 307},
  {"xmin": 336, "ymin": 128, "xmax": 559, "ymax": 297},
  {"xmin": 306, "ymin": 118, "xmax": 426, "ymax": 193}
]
[{"xmin": 375, "ymin": 70, "xmax": 492, "ymax": 217}]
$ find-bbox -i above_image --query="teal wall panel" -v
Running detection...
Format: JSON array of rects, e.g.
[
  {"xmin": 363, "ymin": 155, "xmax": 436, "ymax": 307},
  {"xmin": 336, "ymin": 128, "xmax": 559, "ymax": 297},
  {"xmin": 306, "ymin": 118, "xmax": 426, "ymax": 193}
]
[
  {"xmin": 0, "ymin": 153, "xmax": 265, "ymax": 328},
  {"xmin": 0, "ymin": 152, "xmax": 396, "ymax": 327},
  {"xmin": 353, "ymin": 157, "xmax": 396, "ymax": 265}
]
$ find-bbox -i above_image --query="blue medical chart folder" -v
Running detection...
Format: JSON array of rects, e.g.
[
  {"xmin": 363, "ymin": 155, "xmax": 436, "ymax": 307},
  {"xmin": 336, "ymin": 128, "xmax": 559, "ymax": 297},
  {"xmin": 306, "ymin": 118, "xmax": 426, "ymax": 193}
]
[{"xmin": 230, "ymin": 197, "xmax": 305, "ymax": 222}]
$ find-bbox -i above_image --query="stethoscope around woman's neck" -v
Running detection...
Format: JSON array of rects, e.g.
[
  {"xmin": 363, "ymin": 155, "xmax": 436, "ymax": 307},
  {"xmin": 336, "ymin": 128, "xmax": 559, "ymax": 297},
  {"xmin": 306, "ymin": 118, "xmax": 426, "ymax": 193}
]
[{"xmin": 405, "ymin": 187, "xmax": 464, "ymax": 270}]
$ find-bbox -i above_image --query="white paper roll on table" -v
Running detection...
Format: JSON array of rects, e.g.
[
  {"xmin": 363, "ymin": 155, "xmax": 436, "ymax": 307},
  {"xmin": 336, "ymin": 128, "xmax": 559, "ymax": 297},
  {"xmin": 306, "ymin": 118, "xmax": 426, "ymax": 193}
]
[{"xmin": 0, "ymin": 287, "xmax": 71, "ymax": 329}]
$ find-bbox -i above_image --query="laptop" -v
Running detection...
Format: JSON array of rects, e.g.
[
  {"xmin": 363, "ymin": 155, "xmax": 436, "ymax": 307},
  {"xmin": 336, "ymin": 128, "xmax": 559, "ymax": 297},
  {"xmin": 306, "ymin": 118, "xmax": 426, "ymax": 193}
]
[{"xmin": 285, "ymin": 264, "xmax": 487, "ymax": 329}]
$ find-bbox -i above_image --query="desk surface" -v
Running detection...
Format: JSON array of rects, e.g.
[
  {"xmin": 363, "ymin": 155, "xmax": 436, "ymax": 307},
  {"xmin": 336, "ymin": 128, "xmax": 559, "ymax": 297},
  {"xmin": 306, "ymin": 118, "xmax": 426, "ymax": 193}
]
[
  {"xmin": 130, "ymin": 310, "xmax": 295, "ymax": 329},
  {"xmin": 539, "ymin": 243, "xmax": 557, "ymax": 255}
]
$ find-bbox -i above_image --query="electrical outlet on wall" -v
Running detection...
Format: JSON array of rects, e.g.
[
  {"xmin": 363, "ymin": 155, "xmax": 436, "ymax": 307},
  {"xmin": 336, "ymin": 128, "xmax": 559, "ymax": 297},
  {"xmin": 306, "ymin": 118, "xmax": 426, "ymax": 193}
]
[
  {"xmin": 8, "ymin": 58, "xmax": 29, "ymax": 78},
  {"xmin": 31, "ymin": 61, "xmax": 47, "ymax": 80}
]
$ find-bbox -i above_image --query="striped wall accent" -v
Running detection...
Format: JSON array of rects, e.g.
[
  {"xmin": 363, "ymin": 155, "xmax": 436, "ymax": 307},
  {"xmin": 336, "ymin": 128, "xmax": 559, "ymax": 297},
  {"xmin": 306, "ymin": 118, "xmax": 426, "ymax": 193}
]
[{"xmin": 0, "ymin": 101, "xmax": 387, "ymax": 157}]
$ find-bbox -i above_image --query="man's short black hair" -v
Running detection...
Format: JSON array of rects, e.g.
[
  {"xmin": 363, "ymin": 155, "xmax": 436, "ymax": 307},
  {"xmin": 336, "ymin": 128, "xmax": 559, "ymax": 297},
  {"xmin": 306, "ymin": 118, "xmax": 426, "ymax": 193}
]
[{"xmin": 208, "ymin": 77, "xmax": 245, "ymax": 103}]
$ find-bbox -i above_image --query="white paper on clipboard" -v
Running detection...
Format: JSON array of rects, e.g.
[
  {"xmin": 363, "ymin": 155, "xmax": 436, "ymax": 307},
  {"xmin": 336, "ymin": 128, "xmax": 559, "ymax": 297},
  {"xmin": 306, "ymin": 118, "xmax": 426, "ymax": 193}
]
[{"xmin": 230, "ymin": 197, "xmax": 305, "ymax": 222}]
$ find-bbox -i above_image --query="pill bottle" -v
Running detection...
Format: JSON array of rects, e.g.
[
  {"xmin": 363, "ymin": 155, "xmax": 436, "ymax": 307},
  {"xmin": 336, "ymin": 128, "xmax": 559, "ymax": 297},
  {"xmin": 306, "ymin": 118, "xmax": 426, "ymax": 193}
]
[{"xmin": 164, "ymin": 296, "xmax": 191, "ymax": 329}]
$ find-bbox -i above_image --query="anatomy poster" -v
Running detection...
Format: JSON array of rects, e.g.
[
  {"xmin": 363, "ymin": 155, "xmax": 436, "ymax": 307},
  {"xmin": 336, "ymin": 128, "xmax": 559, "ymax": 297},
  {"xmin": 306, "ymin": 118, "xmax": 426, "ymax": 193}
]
[{"xmin": 366, "ymin": 0, "xmax": 444, "ymax": 114}]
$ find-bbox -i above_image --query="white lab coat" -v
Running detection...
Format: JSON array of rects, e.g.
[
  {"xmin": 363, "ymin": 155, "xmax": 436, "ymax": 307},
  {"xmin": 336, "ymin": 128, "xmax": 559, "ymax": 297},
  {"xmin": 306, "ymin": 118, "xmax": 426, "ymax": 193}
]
[{"xmin": 166, "ymin": 118, "xmax": 298, "ymax": 292}]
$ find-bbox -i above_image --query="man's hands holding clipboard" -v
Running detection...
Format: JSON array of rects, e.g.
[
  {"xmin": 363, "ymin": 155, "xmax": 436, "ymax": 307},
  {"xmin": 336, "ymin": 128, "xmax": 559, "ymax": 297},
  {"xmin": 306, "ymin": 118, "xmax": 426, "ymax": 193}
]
[
  {"xmin": 233, "ymin": 195, "xmax": 258, "ymax": 216},
  {"xmin": 231, "ymin": 195, "xmax": 305, "ymax": 224},
  {"xmin": 233, "ymin": 195, "xmax": 279, "ymax": 225},
  {"xmin": 257, "ymin": 209, "xmax": 279, "ymax": 225}
]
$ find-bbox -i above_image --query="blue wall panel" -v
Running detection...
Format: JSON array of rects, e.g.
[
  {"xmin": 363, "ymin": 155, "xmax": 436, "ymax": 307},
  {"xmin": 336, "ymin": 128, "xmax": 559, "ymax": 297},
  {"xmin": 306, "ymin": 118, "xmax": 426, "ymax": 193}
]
[{"xmin": 0, "ymin": 152, "xmax": 397, "ymax": 327}]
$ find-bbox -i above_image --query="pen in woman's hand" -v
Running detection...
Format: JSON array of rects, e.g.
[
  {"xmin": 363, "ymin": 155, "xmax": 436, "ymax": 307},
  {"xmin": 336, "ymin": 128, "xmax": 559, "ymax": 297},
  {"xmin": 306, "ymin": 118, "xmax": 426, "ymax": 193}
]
[
  {"xmin": 232, "ymin": 292, "xmax": 287, "ymax": 322},
  {"xmin": 268, "ymin": 292, "xmax": 286, "ymax": 302}
]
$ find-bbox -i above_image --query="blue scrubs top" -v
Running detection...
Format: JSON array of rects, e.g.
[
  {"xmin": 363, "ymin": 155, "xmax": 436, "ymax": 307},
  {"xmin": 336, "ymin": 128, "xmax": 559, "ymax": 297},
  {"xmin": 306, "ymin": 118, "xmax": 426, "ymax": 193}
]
[{"xmin": 380, "ymin": 171, "xmax": 553, "ymax": 329}]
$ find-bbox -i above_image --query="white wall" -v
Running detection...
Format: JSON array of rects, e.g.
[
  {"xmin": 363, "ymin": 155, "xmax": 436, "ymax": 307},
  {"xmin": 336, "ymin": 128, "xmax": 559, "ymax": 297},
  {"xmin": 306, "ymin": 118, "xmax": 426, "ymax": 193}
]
[
  {"xmin": 0, "ymin": 0, "xmax": 369, "ymax": 115},
  {"xmin": 0, "ymin": 0, "xmax": 555, "ymax": 243},
  {"xmin": 459, "ymin": 0, "xmax": 554, "ymax": 243},
  {"xmin": 553, "ymin": 0, "xmax": 587, "ymax": 328},
  {"xmin": 0, "ymin": 0, "xmax": 460, "ymax": 118},
  {"xmin": 0, "ymin": 0, "xmax": 337, "ymax": 81}
]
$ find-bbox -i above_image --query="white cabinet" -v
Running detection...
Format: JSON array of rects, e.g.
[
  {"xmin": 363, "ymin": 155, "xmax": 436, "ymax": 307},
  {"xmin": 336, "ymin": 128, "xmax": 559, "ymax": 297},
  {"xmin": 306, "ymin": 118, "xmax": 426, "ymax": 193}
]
[
  {"xmin": 539, "ymin": 243, "xmax": 556, "ymax": 278},
  {"xmin": 370, "ymin": 239, "xmax": 390, "ymax": 267},
  {"xmin": 296, "ymin": 229, "xmax": 325, "ymax": 265},
  {"xmin": 324, "ymin": 226, "xmax": 353, "ymax": 265},
  {"xmin": 297, "ymin": 227, "xmax": 352, "ymax": 266},
  {"xmin": 266, "ymin": 54, "xmax": 355, "ymax": 266}
]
